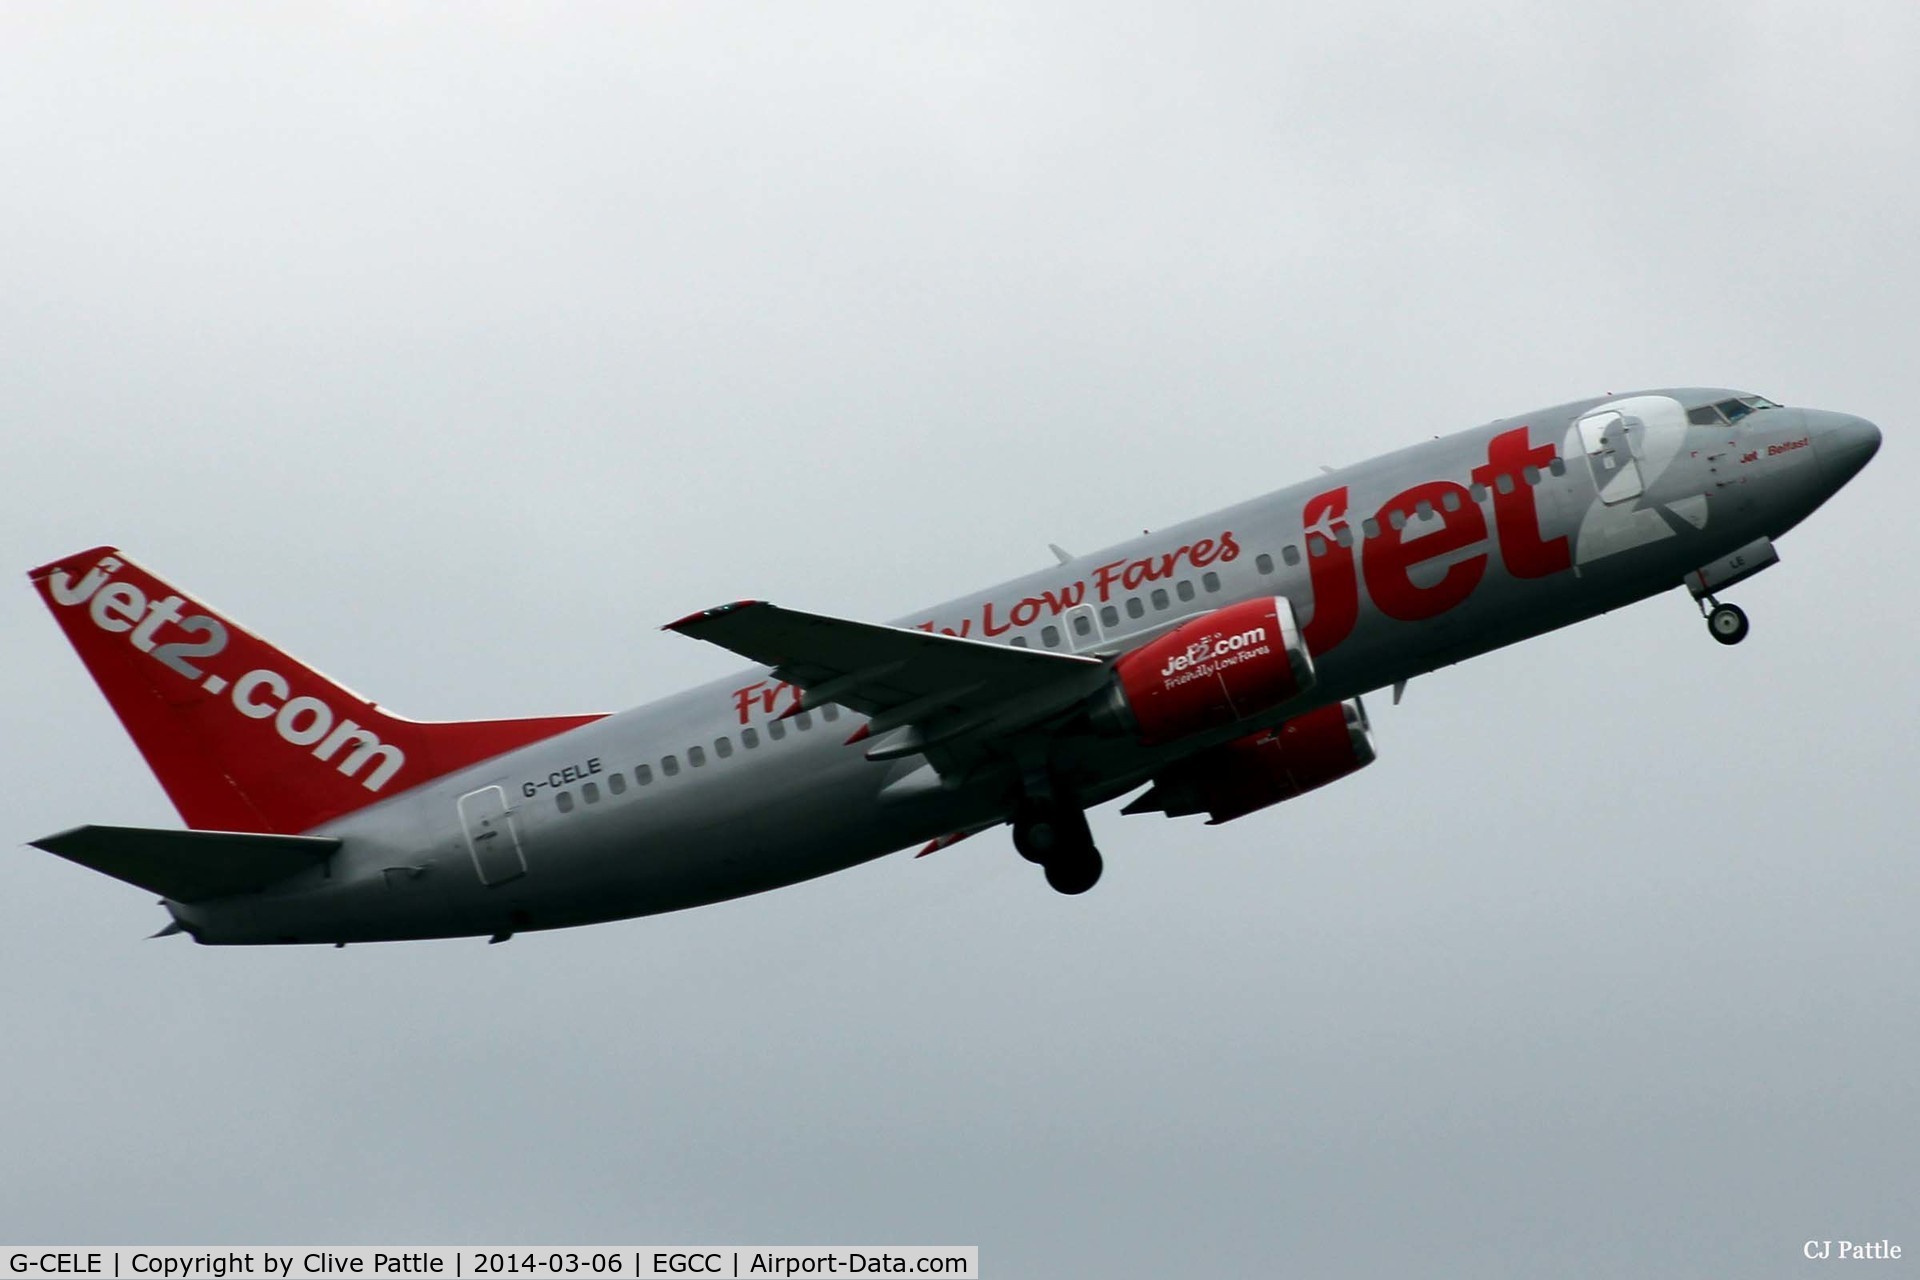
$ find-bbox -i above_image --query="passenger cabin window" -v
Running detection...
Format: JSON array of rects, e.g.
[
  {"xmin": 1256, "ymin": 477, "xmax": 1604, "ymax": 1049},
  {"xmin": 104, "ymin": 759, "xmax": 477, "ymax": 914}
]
[
  {"xmin": 1362, "ymin": 517, "xmax": 1381, "ymax": 539},
  {"xmin": 1150, "ymin": 588, "xmax": 1170, "ymax": 610},
  {"xmin": 556, "ymin": 791, "xmax": 574, "ymax": 813},
  {"xmin": 1042, "ymin": 625, "xmax": 1061, "ymax": 648},
  {"xmin": 1072, "ymin": 613, "xmax": 1093, "ymax": 638},
  {"xmin": 794, "ymin": 711, "xmax": 813, "ymax": 731},
  {"xmin": 1126, "ymin": 597, "xmax": 1145, "ymax": 619},
  {"xmin": 608, "ymin": 772, "xmax": 626, "ymax": 795},
  {"xmin": 1494, "ymin": 474, "xmax": 1516, "ymax": 495},
  {"xmin": 663, "ymin": 754, "xmax": 680, "ymax": 776},
  {"xmin": 1255, "ymin": 553, "xmax": 1273, "ymax": 574},
  {"xmin": 769, "ymin": 719, "xmax": 786, "ymax": 741},
  {"xmin": 1441, "ymin": 490, "xmax": 1463, "ymax": 512},
  {"xmin": 822, "ymin": 704, "xmax": 840, "ymax": 722},
  {"xmin": 1201, "ymin": 571, "xmax": 1220, "ymax": 592},
  {"xmin": 688, "ymin": 745, "xmax": 706, "ymax": 766},
  {"xmin": 1470, "ymin": 482, "xmax": 1489, "ymax": 503},
  {"xmin": 582, "ymin": 781, "xmax": 600, "ymax": 804},
  {"xmin": 1388, "ymin": 510, "xmax": 1407, "ymax": 531},
  {"xmin": 636, "ymin": 764, "xmax": 653, "ymax": 785},
  {"xmin": 1176, "ymin": 580, "xmax": 1195, "ymax": 602},
  {"xmin": 1010, "ymin": 635, "xmax": 1029, "ymax": 648},
  {"xmin": 1524, "ymin": 464, "xmax": 1541, "ymax": 485},
  {"xmin": 742, "ymin": 728, "xmax": 760, "ymax": 748},
  {"xmin": 715, "ymin": 737, "xmax": 733, "ymax": 759},
  {"xmin": 1100, "ymin": 604, "xmax": 1119, "ymax": 627},
  {"xmin": 1281, "ymin": 545, "xmax": 1302, "ymax": 567},
  {"xmin": 1549, "ymin": 456, "xmax": 1566, "ymax": 476}
]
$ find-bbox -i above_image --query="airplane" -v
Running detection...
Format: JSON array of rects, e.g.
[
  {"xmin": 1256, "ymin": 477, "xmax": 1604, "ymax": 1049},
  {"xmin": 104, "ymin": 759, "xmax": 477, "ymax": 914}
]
[{"xmin": 25, "ymin": 388, "xmax": 1880, "ymax": 945}]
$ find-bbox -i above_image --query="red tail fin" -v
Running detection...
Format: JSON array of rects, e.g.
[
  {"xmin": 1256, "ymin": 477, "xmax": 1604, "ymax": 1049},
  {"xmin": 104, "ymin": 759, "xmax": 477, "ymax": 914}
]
[{"xmin": 29, "ymin": 547, "xmax": 604, "ymax": 834}]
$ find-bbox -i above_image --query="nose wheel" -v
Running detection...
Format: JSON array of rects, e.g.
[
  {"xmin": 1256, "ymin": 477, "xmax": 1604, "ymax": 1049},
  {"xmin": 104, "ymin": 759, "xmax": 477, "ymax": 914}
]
[{"xmin": 1700, "ymin": 597, "xmax": 1750, "ymax": 646}]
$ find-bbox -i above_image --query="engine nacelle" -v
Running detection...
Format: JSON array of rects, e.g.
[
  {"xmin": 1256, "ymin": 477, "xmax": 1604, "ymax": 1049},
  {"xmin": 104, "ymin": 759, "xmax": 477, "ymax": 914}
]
[
  {"xmin": 1122, "ymin": 698, "xmax": 1377, "ymax": 824},
  {"xmin": 1090, "ymin": 596, "xmax": 1315, "ymax": 745}
]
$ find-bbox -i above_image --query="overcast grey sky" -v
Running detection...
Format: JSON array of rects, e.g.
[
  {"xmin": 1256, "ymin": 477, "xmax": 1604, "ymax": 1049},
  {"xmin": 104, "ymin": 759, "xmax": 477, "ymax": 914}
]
[{"xmin": 3, "ymin": 4, "xmax": 1914, "ymax": 1276}]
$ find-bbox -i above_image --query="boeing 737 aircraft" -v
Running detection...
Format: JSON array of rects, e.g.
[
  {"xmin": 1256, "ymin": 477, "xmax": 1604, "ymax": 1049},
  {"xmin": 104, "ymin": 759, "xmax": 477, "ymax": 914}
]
[{"xmin": 27, "ymin": 388, "xmax": 1880, "ymax": 944}]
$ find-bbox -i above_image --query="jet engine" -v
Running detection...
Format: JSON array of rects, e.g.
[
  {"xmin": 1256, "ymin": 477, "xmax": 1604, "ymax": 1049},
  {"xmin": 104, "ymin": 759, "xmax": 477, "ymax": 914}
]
[
  {"xmin": 1122, "ymin": 698, "xmax": 1377, "ymax": 824},
  {"xmin": 1089, "ymin": 596, "xmax": 1315, "ymax": 745}
]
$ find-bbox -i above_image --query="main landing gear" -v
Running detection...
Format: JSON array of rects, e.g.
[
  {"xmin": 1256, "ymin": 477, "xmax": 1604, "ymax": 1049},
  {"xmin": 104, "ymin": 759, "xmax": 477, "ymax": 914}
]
[
  {"xmin": 1698, "ymin": 594, "xmax": 1750, "ymax": 646},
  {"xmin": 1012, "ymin": 797, "xmax": 1103, "ymax": 895}
]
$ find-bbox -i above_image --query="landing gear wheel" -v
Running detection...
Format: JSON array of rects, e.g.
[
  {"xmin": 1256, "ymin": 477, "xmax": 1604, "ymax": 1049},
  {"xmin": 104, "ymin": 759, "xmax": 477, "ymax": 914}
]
[
  {"xmin": 1012, "ymin": 816, "xmax": 1056, "ymax": 864},
  {"xmin": 1010, "ymin": 782, "xmax": 1104, "ymax": 894},
  {"xmin": 1708, "ymin": 602, "xmax": 1749, "ymax": 646},
  {"xmin": 1013, "ymin": 801, "xmax": 1089, "ymax": 865},
  {"xmin": 1044, "ymin": 847, "xmax": 1103, "ymax": 895}
]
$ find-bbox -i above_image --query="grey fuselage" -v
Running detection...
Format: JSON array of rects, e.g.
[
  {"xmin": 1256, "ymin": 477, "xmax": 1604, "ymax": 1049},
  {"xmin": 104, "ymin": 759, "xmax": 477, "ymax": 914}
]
[{"xmin": 173, "ymin": 389, "xmax": 1880, "ymax": 944}]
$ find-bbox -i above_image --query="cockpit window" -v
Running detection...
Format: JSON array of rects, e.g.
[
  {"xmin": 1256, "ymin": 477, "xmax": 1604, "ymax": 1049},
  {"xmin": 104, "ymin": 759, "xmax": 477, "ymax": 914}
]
[
  {"xmin": 1715, "ymin": 395, "xmax": 1780, "ymax": 424},
  {"xmin": 1688, "ymin": 405, "xmax": 1726, "ymax": 426}
]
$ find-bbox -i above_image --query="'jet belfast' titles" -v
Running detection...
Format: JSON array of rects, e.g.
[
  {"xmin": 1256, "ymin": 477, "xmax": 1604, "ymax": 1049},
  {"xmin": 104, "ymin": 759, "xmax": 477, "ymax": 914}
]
[{"xmin": 25, "ymin": 387, "xmax": 1881, "ymax": 943}]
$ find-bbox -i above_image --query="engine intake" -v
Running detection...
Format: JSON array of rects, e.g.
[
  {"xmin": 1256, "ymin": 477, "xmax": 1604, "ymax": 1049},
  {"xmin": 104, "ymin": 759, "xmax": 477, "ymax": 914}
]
[
  {"xmin": 1122, "ymin": 698, "xmax": 1377, "ymax": 824},
  {"xmin": 1090, "ymin": 596, "xmax": 1315, "ymax": 745}
]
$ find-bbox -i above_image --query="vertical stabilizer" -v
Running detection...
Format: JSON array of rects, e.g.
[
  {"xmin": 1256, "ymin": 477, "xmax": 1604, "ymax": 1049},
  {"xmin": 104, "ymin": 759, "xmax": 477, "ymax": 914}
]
[{"xmin": 28, "ymin": 547, "xmax": 604, "ymax": 834}]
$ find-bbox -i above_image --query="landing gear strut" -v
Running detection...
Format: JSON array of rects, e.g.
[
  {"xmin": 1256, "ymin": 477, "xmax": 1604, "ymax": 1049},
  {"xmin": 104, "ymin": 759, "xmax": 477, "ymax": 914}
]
[
  {"xmin": 1012, "ymin": 796, "xmax": 1103, "ymax": 895},
  {"xmin": 1698, "ymin": 594, "xmax": 1750, "ymax": 646}
]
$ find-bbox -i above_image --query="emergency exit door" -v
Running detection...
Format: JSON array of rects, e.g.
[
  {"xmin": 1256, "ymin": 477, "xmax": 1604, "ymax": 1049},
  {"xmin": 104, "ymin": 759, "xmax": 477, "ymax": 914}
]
[{"xmin": 1060, "ymin": 602, "xmax": 1105, "ymax": 652}]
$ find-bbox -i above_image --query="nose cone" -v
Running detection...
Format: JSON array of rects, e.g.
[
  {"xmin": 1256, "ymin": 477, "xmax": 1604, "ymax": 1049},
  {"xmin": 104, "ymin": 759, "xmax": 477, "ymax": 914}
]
[{"xmin": 1810, "ymin": 412, "xmax": 1882, "ymax": 489}]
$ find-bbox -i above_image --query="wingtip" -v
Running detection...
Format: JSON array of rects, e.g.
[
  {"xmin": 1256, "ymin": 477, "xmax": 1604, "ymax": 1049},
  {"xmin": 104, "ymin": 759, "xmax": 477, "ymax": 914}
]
[
  {"xmin": 661, "ymin": 599, "xmax": 764, "ymax": 632},
  {"xmin": 27, "ymin": 826, "xmax": 84, "ymax": 855}
]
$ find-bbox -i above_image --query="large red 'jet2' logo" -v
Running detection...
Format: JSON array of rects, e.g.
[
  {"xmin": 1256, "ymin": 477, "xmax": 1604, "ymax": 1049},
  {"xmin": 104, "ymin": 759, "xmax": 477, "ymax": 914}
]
[{"xmin": 1299, "ymin": 427, "xmax": 1571, "ymax": 654}]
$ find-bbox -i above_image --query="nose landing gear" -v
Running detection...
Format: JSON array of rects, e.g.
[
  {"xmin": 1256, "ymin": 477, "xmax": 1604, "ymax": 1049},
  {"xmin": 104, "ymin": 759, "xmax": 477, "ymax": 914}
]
[
  {"xmin": 1699, "ymin": 595, "xmax": 1750, "ymax": 645},
  {"xmin": 1686, "ymin": 537, "xmax": 1777, "ymax": 646}
]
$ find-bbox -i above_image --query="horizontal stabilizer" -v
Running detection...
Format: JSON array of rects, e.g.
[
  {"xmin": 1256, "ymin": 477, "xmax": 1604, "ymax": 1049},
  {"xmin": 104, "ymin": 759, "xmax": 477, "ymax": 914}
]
[{"xmin": 29, "ymin": 824, "xmax": 340, "ymax": 902}]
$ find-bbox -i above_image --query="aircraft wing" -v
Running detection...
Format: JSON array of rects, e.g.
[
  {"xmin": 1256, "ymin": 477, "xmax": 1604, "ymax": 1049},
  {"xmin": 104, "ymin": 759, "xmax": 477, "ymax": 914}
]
[{"xmin": 665, "ymin": 600, "xmax": 1109, "ymax": 760}]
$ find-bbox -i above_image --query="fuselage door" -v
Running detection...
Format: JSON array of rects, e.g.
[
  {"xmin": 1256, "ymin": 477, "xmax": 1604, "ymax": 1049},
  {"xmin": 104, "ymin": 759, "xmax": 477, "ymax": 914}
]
[
  {"xmin": 1577, "ymin": 409, "xmax": 1645, "ymax": 504},
  {"xmin": 458, "ymin": 785, "xmax": 527, "ymax": 886},
  {"xmin": 1060, "ymin": 602, "xmax": 1104, "ymax": 653}
]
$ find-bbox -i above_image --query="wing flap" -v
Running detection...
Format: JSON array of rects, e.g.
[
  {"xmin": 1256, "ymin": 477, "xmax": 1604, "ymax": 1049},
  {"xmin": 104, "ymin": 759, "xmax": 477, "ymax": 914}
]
[{"xmin": 29, "ymin": 824, "xmax": 340, "ymax": 902}]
